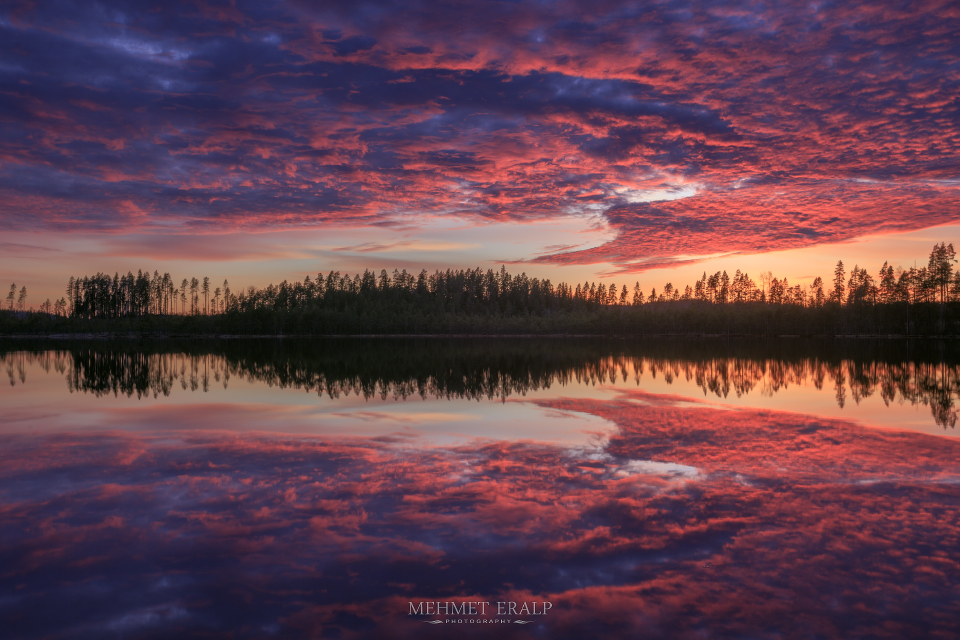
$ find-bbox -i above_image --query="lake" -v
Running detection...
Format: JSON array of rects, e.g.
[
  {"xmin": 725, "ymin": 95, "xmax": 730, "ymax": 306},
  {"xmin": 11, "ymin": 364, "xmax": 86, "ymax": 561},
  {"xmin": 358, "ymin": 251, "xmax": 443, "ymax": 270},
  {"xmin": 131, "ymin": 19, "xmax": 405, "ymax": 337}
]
[{"xmin": 2, "ymin": 338, "xmax": 960, "ymax": 638}]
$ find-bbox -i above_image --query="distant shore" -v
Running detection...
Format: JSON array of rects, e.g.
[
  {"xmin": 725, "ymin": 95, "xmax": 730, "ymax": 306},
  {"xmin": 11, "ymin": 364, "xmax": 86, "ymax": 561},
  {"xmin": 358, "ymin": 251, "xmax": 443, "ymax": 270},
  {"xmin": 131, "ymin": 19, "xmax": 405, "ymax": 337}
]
[
  {"xmin": 4, "ymin": 298, "xmax": 960, "ymax": 338},
  {"xmin": 1, "ymin": 332, "xmax": 953, "ymax": 340}
]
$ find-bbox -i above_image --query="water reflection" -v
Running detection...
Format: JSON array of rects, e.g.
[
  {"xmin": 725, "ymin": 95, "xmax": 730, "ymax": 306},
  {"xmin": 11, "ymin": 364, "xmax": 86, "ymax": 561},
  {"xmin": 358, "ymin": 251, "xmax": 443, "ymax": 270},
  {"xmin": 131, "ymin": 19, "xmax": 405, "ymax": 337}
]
[
  {"xmin": 3, "ymin": 339, "xmax": 960, "ymax": 638},
  {"xmin": 1, "ymin": 388, "xmax": 959, "ymax": 638},
  {"xmin": 3, "ymin": 338, "xmax": 960, "ymax": 428}
]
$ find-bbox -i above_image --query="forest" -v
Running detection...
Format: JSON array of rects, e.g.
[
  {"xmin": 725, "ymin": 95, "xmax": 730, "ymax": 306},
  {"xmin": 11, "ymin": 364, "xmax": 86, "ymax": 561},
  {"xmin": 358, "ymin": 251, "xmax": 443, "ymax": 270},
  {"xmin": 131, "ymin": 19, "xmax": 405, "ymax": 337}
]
[{"xmin": 2, "ymin": 243, "xmax": 959, "ymax": 337}]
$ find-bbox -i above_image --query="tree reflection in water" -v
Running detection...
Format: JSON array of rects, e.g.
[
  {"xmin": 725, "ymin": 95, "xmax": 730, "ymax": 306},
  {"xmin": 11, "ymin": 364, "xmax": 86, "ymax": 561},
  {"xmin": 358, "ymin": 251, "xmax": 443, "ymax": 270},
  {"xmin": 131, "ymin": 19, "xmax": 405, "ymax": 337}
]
[{"xmin": 2, "ymin": 338, "xmax": 960, "ymax": 428}]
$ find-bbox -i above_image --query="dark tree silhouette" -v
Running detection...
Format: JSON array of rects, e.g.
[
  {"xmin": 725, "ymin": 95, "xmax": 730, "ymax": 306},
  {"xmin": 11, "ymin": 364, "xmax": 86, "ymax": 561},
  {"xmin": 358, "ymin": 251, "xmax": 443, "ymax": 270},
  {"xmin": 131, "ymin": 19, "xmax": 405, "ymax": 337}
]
[
  {"xmin": 832, "ymin": 260, "xmax": 846, "ymax": 303},
  {"xmin": 6, "ymin": 242, "xmax": 960, "ymax": 337}
]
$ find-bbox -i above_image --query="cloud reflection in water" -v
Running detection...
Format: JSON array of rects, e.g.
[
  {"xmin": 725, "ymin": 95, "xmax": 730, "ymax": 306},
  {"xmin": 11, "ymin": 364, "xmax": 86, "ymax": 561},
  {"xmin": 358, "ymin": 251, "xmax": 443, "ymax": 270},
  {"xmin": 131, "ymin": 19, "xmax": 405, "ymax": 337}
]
[{"xmin": 2, "ymin": 388, "xmax": 959, "ymax": 638}]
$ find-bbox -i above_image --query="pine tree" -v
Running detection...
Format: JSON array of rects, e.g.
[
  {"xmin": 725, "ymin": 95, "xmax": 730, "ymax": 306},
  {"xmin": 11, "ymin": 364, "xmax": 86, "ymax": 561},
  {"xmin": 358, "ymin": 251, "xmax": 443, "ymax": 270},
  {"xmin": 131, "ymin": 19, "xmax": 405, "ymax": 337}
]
[
  {"xmin": 190, "ymin": 278, "xmax": 199, "ymax": 314},
  {"xmin": 879, "ymin": 262, "xmax": 895, "ymax": 303},
  {"xmin": 65, "ymin": 277, "xmax": 75, "ymax": 315},
  {"xmin": 928, "ymin": 242, "xmax": 956, "ymax": 305},
  {"xmin": 769, "ymin": 278, "xmax": 784, "ymax": 304},
  {"xmin": 812, "ymin": 277, "xmax": 825, "ymax": 306},
  {"xmin": 832, "ymin": 260, "xmax": 845, "ymax": 304}
]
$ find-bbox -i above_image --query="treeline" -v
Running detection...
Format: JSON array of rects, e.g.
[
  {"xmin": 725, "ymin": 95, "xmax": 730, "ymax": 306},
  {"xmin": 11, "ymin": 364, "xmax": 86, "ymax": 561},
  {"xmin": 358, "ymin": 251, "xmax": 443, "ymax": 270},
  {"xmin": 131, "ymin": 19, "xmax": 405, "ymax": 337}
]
[{"xmin": 2, "ymin": 243, "xmax": 959, "ymax": 336}]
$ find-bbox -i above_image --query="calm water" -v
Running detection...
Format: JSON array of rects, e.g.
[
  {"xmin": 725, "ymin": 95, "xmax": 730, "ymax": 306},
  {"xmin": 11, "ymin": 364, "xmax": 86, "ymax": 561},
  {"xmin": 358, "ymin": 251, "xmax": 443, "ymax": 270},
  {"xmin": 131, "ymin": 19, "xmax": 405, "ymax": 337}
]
[{"xmin": 2, "ymin": 338, "xmax": 960, "ymax": 639}]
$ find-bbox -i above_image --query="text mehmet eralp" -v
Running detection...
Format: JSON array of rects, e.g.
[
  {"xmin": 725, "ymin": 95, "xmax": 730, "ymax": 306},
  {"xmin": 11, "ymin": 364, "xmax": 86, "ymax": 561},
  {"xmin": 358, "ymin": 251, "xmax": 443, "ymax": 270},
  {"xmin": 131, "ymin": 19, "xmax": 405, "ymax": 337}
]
[{"xmin": 409, "ymin": 600, "xmax": 552, "ymax": 620}]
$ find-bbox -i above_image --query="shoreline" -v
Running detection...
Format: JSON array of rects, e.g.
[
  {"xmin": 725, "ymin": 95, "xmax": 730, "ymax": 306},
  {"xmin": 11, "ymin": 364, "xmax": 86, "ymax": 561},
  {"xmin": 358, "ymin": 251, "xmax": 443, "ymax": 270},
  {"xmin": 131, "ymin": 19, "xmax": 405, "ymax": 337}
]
[{"xmin": 0, "ymin": 332, "xmax": 947, "ymax": 340}]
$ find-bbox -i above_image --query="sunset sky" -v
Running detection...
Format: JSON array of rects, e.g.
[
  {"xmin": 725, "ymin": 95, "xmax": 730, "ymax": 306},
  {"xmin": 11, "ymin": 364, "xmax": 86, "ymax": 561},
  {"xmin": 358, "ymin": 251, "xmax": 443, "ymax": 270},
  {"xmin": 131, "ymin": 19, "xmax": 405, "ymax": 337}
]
[{"xmin": 2, "ymin": 0, "xmax": 958, "ymax": 304}]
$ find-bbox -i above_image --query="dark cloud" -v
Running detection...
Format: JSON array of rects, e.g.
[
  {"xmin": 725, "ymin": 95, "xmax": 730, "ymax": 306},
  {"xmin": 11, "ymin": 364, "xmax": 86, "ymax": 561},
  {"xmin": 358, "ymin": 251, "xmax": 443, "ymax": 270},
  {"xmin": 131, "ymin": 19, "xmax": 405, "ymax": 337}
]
[{"xmin": 329, "ymin": 35, "xmax": 378, "ymax": 56}]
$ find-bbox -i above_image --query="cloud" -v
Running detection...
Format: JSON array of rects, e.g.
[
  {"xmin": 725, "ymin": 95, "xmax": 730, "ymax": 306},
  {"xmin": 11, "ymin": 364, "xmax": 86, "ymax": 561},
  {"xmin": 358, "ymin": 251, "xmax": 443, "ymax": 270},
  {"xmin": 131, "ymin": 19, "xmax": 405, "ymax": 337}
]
[
  {"xmin": 0, "ymin": 0, "xmax": 957, "ymax": 265},
  {"xmin": 0, "ymin": 242, "xmax": 60, "ymax": 254},
  {"xmin": 95, "ymin": 234, "xmax": 298, "ymax": 261},
  {"xmin": 331, "ymin": 240, "xmax": 480, "ymax": 253}
]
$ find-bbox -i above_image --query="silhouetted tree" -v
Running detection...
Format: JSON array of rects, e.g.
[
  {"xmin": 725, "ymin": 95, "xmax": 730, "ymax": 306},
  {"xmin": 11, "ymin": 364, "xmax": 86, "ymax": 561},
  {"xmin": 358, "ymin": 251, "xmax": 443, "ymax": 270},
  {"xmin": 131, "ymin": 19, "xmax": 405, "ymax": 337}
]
[
  {"xmin": 190, "ymin": 278, "xmax": 199, "ymax": 314},
  {"xmin": 769, "ymin": 278, "xmax": 784, "ymax": 304},
  {"xmin": 832, "ymin": 261, "xmax": 846, "ymax": 303},
  {"xmin": 812, "ymin": 277, "xmax": 825, "ymax": 306},
  {"xmin": 40, "ymin": 238, "xmax": 960, "ymax": 337},
  {"xmin": 928, "ymin": 242, "xmax": 956, "ymax": 305}
]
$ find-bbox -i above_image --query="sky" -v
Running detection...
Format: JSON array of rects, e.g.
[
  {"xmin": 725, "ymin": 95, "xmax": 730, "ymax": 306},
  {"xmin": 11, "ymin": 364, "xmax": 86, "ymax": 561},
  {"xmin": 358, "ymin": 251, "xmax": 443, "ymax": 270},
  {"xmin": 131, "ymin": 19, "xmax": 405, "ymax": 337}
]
[{"xmin": 2, "ymin": 0, "xmax": 959, "ymax": 304}]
